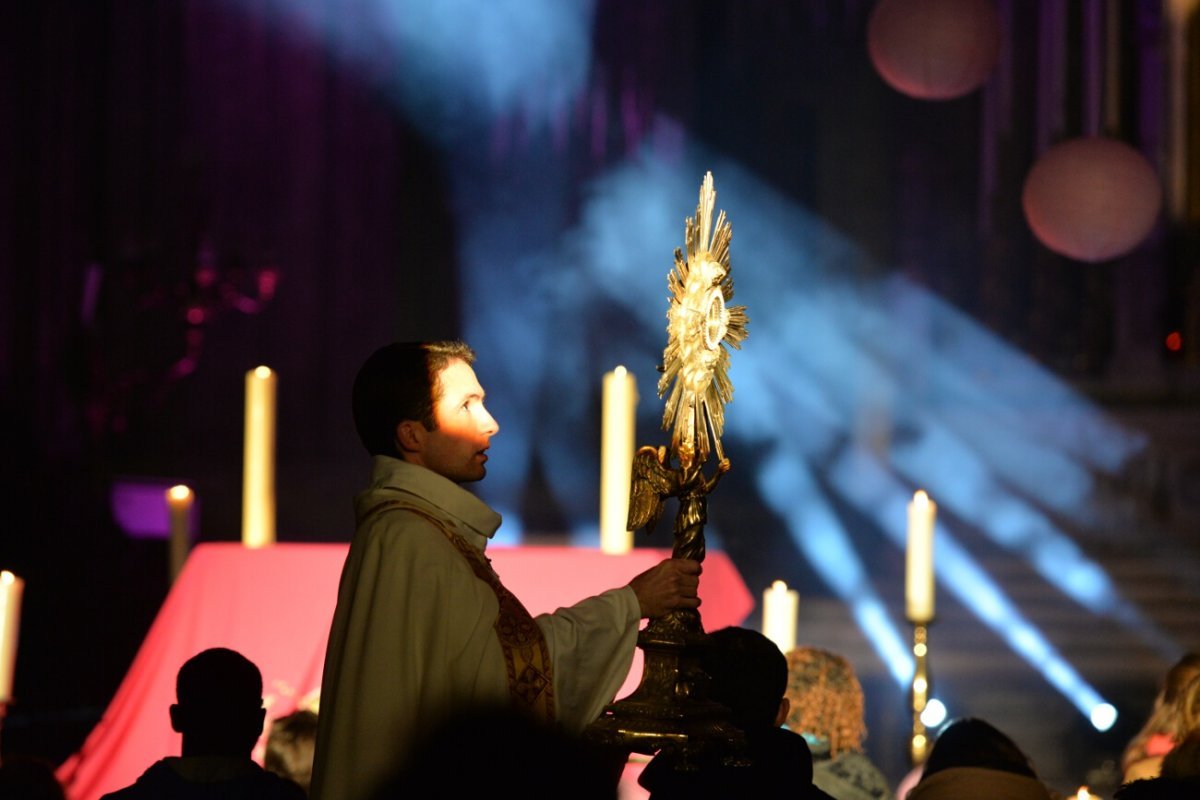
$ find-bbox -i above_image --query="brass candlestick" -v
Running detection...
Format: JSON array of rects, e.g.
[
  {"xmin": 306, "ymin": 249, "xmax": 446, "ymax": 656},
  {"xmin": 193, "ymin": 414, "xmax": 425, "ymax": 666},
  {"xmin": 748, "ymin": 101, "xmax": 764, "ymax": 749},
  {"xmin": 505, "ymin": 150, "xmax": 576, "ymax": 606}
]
[
  {"xmin": 909, "ymin": 620, "xmax": 933, "ymax": 765},
  {"xmin": 585, "ymin": 172, "xmax": 748, "ymax": 769}
]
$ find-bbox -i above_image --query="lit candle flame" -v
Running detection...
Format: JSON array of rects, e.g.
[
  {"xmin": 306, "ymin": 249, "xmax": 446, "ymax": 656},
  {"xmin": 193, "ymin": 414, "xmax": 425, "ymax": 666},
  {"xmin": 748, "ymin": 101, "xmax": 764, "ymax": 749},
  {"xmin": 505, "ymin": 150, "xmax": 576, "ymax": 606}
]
[{"xmin": 166, "ymin": 485, "xmax": 195, "ymax": 581}]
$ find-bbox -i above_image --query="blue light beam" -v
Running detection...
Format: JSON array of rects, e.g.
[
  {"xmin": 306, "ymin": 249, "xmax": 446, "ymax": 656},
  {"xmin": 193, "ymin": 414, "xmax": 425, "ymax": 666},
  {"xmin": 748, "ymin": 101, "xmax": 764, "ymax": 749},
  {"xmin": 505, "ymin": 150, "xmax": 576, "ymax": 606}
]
[
  {"xmin": 829, "ymin": 444, "xmax": 1116, "ymax": 723},
  {"xmin": 758, "ymin": 447, "xmax": 914, "ymax": 686},
  {"xmin": 223, "ymin": 0, "xmax": 596, "ymax": 143}
]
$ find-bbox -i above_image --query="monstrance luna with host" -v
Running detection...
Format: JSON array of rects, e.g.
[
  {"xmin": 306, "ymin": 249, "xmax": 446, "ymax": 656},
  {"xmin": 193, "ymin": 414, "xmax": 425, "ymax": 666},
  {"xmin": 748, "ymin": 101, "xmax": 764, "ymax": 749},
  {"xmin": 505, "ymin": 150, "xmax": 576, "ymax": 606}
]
[{"xmin": 659, "ymin": 171, "xmax": 748, "ymax": 472}]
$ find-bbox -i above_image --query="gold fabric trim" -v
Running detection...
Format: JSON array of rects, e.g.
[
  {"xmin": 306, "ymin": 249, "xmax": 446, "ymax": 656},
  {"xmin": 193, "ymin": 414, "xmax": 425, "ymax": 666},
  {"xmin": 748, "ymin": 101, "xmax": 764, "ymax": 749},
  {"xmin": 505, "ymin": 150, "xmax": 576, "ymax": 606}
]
[{"xmin": 360, "ymin": 498, "xmax": 556, "ymax": 723}]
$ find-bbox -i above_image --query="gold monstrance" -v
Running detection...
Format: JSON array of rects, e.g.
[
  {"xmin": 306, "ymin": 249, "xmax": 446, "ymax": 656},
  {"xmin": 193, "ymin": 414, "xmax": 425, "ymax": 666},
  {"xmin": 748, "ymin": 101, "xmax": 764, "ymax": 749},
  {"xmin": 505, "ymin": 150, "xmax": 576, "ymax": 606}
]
[{"xmin": 587, "ymin": 171, "xmax": 749, "ymax": 768}]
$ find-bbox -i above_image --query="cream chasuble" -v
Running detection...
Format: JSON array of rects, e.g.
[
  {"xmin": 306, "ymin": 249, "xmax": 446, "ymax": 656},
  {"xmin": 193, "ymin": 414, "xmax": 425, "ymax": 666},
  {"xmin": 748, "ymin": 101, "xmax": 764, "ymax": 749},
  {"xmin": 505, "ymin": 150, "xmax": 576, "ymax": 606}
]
[{"xmin": 310, "ymin": 457, "xmax": 640, "ymax": 800}]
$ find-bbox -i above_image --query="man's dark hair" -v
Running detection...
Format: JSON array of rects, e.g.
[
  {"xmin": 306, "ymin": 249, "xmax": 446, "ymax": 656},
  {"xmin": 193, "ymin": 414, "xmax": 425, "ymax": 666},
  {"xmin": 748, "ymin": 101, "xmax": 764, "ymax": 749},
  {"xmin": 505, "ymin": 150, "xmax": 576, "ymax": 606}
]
[
  {"xmin": 352, "ymin": 340, "xmax": 476, "ymax": 457},
  {"xmin": 702, "ymin": 626, "xmax": 788, "ymax": 733},
  {"xmin": 176, "ymin": 647, "xmax": 262, "ymax": 708},
  {"xmin": 171, "ymin": 647, "xmax": 265, "ymax": 757},
  {"xmin": 921, "ymin": 717, "xmax": 1038, "ymax": 780}
]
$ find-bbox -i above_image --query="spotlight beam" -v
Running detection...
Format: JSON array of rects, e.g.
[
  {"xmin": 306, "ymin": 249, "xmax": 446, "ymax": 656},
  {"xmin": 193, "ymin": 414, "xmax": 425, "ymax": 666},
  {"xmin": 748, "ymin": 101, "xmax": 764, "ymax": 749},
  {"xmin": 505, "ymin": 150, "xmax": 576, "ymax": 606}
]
[
  {"xmin": 758, "ymin": 447, "xmax": 914, "ymax": 686},
  {"xmin": 886, "ymin": 413, "xmax": 1177, "ymax": 656},
  {"xmin": 829, "ymin": 445, "xmax": 1115, "ymax": 723}
]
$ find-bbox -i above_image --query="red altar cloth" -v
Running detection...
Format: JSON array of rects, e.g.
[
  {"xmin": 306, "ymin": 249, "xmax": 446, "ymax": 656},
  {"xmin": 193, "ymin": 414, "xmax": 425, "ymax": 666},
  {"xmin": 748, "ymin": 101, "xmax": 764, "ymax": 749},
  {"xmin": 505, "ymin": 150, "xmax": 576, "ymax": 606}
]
[{"xmin": 58, "ymin": 542, "xmax": 752, "ymax": 800}]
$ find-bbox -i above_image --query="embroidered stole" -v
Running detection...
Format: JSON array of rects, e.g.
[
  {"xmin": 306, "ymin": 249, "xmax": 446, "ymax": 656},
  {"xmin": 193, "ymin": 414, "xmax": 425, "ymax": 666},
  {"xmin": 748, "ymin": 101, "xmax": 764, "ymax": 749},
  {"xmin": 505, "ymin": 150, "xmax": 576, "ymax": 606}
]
[{"xmin": 360, "ymin": 498, "xmax": 556, "ymax": 723}]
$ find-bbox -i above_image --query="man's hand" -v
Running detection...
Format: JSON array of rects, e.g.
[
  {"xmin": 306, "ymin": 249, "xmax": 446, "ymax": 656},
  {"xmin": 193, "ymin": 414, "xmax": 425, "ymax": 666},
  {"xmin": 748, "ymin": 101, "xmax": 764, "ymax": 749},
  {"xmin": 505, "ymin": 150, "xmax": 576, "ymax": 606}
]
[{"xmin": 628, "ymin": 558, "xmax": 702, "ymax": 619}]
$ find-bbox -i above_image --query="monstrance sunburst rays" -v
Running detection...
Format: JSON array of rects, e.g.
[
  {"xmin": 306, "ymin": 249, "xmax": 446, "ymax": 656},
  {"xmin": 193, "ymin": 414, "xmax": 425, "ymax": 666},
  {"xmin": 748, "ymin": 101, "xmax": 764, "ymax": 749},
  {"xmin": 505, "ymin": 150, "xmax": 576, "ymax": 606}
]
[{"xmin": 657, "ymin": 171, "xmax": 748, "ymax": 470}]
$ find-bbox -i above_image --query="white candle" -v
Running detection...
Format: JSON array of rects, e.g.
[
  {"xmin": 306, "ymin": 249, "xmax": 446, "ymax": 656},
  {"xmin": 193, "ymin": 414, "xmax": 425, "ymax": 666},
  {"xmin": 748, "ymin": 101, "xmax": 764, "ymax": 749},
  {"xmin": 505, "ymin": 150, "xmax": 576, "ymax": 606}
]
[
  {"xmin": 906, "ymin": 490, "xmax": 937, "ymax": 622},
  {"xmin": 762, "ymin": 580, "xmax": 799, "ymax": 654},
  {"xmin": 167, "ymin": 484, "xmax": 194, "ymax": 581},
  {"xmin": 600, "ymin": 366, "xmax": 638, "ymax": 554},
  {"xmin": 242, "ymin": 366, "xmax": 277, "ymax": 548},
  {"xmin": 0, "ymin": 570, "xmax": 25, "ymax": 704}
]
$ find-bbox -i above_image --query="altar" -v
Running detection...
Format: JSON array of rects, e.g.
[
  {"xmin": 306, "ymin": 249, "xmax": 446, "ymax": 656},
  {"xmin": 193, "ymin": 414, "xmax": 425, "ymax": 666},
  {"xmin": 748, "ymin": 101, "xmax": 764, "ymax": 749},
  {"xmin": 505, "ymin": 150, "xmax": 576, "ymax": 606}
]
[{"xmin": 57, "ymin": 542, "xmax": 752, "ymax": 800}]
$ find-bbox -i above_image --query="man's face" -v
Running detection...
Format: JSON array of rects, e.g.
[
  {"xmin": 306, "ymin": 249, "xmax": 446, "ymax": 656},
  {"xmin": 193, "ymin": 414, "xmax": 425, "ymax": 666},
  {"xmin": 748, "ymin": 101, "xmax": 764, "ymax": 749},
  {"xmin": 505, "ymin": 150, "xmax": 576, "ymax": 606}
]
[{"xmin": 404, "ymin": 359, "xmax": 499, "ymax": 483}]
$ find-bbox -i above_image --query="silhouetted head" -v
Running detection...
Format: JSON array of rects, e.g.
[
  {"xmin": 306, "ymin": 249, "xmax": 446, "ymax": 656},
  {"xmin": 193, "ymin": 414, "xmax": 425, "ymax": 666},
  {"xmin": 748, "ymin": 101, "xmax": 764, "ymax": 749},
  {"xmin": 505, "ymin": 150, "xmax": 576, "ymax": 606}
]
[
  {"xmin": 266, "ymin": 709, "xmax": 319, "ymax": 793},
  {"xmin": 922, "ymin": 717, "xmax": 1037, "ymax": 780},
  {"xmin": 169, "ymin": 647, "xmax": 265, "ymax": 758},
  {"xmin": 703, "ymin": 627, "xmax": 789, "ymax": 733},
  {"xmin": 0, "ymin": 756, "xmax": 66, "ymax": 800},
  {"xmin": 352, "ymin": 341, "xmax": 476, "ymax": 458}
]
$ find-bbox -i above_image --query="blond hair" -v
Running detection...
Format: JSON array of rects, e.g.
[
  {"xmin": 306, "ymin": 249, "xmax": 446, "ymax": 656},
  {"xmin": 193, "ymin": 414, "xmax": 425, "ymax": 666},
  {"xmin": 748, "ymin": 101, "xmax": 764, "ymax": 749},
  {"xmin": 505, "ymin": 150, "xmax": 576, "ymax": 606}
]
[
  {"xmin": 1121, "ymin": 653, "xmax": 1200, "ymax": 773},
  {"xmin": 1179, "ymin": 673, "xmax": 1200, "ymax": 735},
  {"xmin": 784, "ymin": 646, "xmax": 867, "ymax": 758}
]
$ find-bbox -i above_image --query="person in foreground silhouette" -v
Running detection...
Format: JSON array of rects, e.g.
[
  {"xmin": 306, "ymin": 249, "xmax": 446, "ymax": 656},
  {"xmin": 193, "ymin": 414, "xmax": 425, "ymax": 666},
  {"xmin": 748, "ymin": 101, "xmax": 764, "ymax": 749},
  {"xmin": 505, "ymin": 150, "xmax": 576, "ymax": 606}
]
[
  {"xmin": 907, "ymin": 717, "xmax": 1052, "ymax": 800},
  {"xmin": 638, "ymin": 626, "xmax": 834, "ymax": 799},
  {"xmin": 265, "ymin": 708, "xmax": 319, "ymax": 796},
  {"xmin": 1122, "ymin": 652, "xmax": 1200, "ymax": 784},
  {"xmin": 371, "ymin": 704, "xmax": 619, "ymax": 800},
  {"xmin": 0, "ymin": 755, "xmax": 67, "ymax": 800},
  {"xmin": 784, "ymin": 646, "xmax": 892, "ymax": 800},
  {"xmin": 1116, "ymin": 679, "xmax": 1200, "ymax": 800},
  {"xmin": 100, "ymin": 647, "xmax": 306, "ymax": 800}
]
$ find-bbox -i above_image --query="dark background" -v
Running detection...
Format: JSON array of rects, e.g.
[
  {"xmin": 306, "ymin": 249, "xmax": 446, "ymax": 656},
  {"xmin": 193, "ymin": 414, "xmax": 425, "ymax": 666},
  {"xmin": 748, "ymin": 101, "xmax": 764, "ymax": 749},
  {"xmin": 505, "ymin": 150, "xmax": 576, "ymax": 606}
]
[{"xmin": 2, "ymin": 1, "xmax": 1198, "ymax": 793}]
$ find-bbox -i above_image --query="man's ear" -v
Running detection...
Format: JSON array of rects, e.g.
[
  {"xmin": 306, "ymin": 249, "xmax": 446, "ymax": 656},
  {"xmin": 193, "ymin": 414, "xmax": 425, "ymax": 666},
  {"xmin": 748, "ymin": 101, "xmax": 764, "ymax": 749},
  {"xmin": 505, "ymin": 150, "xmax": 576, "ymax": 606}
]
[
  {"xmin": 395, "ymin": 419, "xmax": 425, "ymax": 454},
  {"xmin": 169, "ymin": 703, "xmax": 184, "ymax": 734},
  {"xmin": 775, "ymin": 696, "xmax": 790, "ymax": 728}
]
